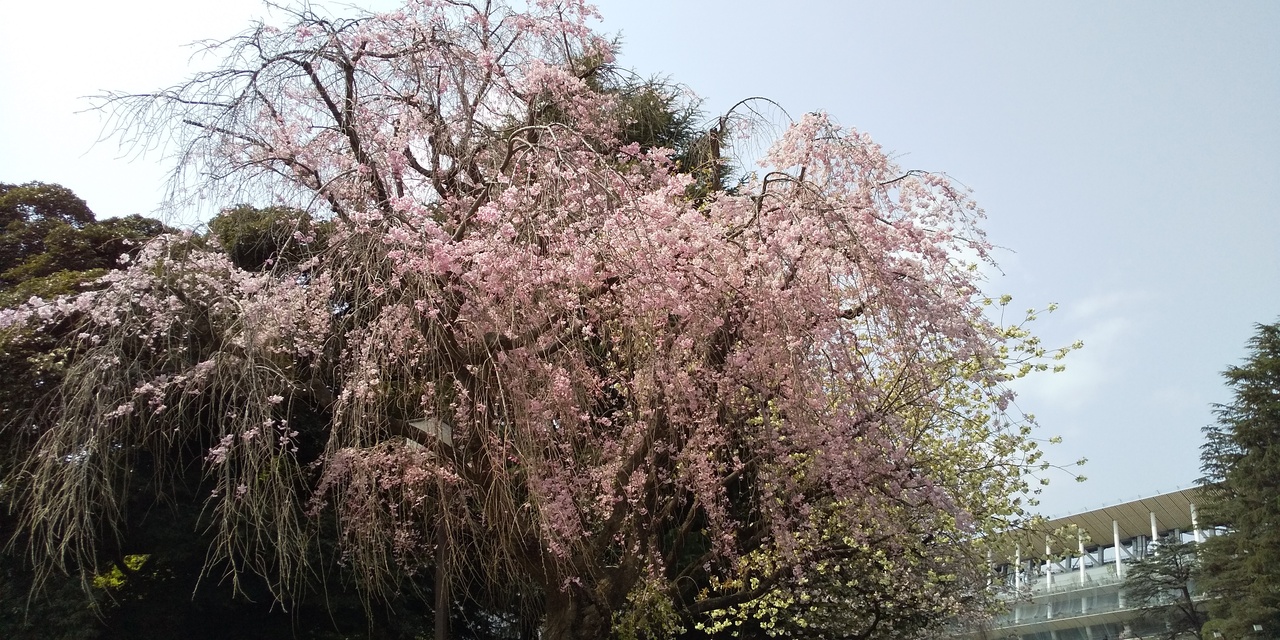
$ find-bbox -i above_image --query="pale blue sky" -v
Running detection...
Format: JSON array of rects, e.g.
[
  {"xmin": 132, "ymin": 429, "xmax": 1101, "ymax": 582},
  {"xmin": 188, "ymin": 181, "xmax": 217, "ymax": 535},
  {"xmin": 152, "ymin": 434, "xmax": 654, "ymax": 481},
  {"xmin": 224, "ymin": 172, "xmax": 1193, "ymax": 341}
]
[{"xmin": 2, "ymin": 1, "xmax": 1276, "ymax": 515}]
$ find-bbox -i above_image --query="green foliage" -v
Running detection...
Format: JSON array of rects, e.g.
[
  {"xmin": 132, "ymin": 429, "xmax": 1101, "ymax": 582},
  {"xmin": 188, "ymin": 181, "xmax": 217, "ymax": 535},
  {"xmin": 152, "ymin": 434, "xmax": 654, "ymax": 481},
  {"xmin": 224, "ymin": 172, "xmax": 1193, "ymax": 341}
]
[
  {"xmin": 1, "ymin": 216, "xmax": 168, "ymax": 288},
  {"xmin": 603, "ymin": 73, "xmax": 735, "ymax": 201},
  {"xmin": 207, "ymin": 205, "xmax": 326, "ymax": 272},
  {"xmin": 91, "ymin": 554, "xmax": 150, "ymax": 590},
  {"xmin": 0, "ymin": 182, "xmax": 97, "ymax": 284},
  {"xmin": 0, "ymin": 426, "xmax": 456, "ymax": 640},
  {"xmin": 0, "ymin": 268, "xmax": 108, "ymax": 308},
  {"xmin": 532, "ymin": 53, "xmax": 726, "ymax": 202},
  {"xmin": 613, "ymin": 575, "xmax": 685, "ymax": 640},
  {"xmin": 605, "ymin": 75, "xmax": 701, "ymax": 155},
  {"xmin": 0, "ymin": 180, "xmax": 171, "ymax": 293},
  {"xmin": 1123, "ymin": 539, "xmax": 1207, "ymax": 640},
  {"xmin": 695, "ymin": 532, "xmax": 979, "ymax": 640},
  {"xmin": 0, "ymin": 181, "xmax": 94, "ymax": 228},
  {"xmin": 1197, "ymin": 321, "xmax": 1280, "ymax": 638}
]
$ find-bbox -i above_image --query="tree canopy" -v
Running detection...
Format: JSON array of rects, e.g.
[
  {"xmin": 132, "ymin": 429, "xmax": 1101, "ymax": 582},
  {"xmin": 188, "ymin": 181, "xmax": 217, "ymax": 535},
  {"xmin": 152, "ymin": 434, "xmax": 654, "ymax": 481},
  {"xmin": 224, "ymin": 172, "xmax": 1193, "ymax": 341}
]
[
  {"xmin": 1123, "ymin": 539, "xmax": 1207, "ymax": 640},
  {"xmin": 0, "ymin": 2, "xmax": 1071, "ymax": 638},
  {"xmin": 0, "ymin": 181, "xmax": 169, "ymax": 303},
  {"xmin": 1198, "ymin": 321, "xmax": 1280, "ymax": 639}
]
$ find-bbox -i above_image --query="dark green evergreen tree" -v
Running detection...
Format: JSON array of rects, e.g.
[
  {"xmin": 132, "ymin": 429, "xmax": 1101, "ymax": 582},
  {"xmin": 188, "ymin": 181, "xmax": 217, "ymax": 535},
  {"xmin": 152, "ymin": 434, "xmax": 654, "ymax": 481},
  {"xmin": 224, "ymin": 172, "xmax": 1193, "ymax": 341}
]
[
  {"xmin": 1198, "ymin": 321, "xmax": 1280, "ymax": 639},
  {"xmin": 0, "ymin": 181, "xmax": 170, "ymax": 304},
  {"xmin": 1123, "ymin": 539, "xmax": 1207, "ymax": 640},
  {"xmin": 207, "ymin": 204, "xmax": 328, "ymax": 272},
  {"xmin": 0, "ymin": 181, "xmax": 95, "ymax": 228}
]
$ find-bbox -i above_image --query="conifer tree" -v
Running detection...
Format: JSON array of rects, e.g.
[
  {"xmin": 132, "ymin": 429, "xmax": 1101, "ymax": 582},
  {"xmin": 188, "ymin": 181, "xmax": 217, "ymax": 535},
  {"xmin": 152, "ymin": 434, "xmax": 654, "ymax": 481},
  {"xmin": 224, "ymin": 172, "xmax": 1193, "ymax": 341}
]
[
  {"xmin": 1198, "ymin": 321, "xmax": 1280, "ymax": 639},
  {"xmin": 1123, "ymin": 539, "xmax": 1207, "ymax": 640}
]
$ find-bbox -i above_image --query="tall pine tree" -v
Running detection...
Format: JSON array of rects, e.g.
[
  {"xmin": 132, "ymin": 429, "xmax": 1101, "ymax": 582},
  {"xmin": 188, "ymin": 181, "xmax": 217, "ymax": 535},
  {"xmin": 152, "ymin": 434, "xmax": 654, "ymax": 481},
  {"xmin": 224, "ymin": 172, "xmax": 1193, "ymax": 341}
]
[{"xmin": 1198, "ymin": 321, "xmax": 1280, "ymax": 638}]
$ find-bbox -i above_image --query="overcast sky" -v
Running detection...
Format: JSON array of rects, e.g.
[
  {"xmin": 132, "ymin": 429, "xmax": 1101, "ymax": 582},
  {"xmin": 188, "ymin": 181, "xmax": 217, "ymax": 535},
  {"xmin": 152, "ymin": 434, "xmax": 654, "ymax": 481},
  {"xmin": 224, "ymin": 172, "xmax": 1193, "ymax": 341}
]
[{"xmin": 2, "ymin": 1, "xmax": 1276, "ymax": 516}]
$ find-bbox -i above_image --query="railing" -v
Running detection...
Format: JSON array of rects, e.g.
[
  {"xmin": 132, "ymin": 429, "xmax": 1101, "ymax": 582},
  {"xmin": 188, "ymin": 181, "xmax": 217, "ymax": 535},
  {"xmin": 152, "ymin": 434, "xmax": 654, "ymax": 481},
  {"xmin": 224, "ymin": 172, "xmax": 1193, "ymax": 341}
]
[
  {"xmin": 991, "ymin": 596, "xmax": 1136, "ymax": 628},
  {"xmin": 991, "ymin": 568, "xmax": 1128, "ymax": 627},
  {"xmin": 1028, "ymin": 569, "xmax": 1125, "ymax": 596},
  {"xmin": 990, "ymin": 581, "xmax": 1207, "ymax": 629},
  {"xmin": 995, "ymin": 565, "xmax": 1124, "ymax": 599}
]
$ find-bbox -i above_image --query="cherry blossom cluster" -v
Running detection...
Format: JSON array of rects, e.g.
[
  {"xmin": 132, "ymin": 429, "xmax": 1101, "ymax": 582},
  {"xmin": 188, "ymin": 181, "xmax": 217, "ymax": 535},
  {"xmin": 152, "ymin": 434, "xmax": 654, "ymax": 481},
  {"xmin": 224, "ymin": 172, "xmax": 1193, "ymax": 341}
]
[{"xmin": 9, "ymin": 1, "xmax": 1065, "ymax": 633}]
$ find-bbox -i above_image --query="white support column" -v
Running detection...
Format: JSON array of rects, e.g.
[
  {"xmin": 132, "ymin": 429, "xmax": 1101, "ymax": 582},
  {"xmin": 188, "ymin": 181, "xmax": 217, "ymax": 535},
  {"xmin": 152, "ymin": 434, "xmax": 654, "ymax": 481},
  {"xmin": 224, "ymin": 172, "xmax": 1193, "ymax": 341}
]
[
  {"xmin": 1013, "ymin": 545, "xmax": 1022, "ymax": 623},
  {"xmin": 1151, "ymin": 511, "xmax": 1160, "ymax": 542},
  {"xmin": 1045, "ymin": 535, "xmax": 1054, "ymax": 591},
  {"xmin": 1114, "ymin": 520, "xmax": 1126, "ymax": 609},
  {"xmin": 1191, "ymin": 503, "xmax": 1203, "ymax": 543},
  {"xmin": 1044, "ymin": 535, "xmax": 1054, "ymax": 618},
  {"xmin": 1078, "ymin": 531, "xmax": 1087, "ymax": 587},
  {"xmin": 1113, "ymin": 519, "xmax": 1124, "ymax": 579},
  {"xmin": 1015, "ymin": 545, "xmax": 1022, "ymax": 592}
]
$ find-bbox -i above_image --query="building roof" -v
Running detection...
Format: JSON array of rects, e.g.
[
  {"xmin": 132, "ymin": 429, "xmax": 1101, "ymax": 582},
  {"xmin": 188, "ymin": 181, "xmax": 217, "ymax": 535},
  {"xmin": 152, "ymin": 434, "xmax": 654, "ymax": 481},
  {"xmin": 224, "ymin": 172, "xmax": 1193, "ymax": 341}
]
[
  {"xmin": 1047, "ymin": 486, "xmax": 1202, "ymax": 546},
  {"xmin": 994, "ymin": 487, "xmax": 1203, "ymax": 561}
]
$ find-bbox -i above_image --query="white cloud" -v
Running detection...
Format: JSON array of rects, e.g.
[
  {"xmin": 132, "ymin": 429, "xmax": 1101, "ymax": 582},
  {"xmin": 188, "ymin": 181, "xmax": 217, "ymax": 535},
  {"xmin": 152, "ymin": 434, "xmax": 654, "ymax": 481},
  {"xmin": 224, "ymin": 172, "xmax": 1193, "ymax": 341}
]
[{"xmin": 1011, "ymin": 291, "xmax": 1143, "ymax": 412}]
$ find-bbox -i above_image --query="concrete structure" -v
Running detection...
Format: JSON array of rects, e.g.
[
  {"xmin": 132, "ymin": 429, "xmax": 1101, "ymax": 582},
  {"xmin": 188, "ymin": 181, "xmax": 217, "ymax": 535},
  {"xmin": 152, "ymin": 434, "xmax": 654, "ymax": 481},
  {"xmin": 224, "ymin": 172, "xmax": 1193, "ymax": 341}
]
[{"xmin": 964, "ymin": 487, "xmax": 1210, "ymax": 640}]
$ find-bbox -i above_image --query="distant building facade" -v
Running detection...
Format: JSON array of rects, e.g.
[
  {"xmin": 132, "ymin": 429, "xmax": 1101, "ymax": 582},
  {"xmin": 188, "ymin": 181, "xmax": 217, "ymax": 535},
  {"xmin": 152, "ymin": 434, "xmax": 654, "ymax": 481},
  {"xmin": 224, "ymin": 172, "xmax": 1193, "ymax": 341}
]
[{"xmin": 963, "ymin": 487, "xmax": 1210, "ymax": 640}]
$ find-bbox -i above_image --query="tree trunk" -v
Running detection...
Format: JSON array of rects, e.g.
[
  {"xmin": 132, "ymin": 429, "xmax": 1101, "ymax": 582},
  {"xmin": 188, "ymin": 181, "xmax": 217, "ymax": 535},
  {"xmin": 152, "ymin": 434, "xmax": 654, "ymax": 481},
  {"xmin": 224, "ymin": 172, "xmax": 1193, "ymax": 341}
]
[{"xmin": 542, "ymin": 588, "xmax": 610, "ymax": 640}]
